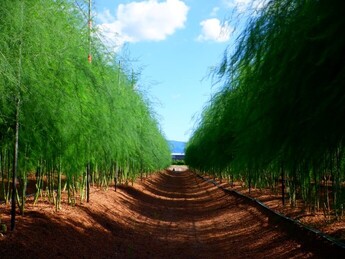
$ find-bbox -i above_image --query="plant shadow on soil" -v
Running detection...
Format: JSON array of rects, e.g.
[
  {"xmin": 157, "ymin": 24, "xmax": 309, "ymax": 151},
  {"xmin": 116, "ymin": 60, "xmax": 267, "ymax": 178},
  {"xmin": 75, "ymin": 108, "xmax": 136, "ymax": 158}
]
[{"xmin": 0, "ymin": 169, "xmax": 341, "ymax": 258}]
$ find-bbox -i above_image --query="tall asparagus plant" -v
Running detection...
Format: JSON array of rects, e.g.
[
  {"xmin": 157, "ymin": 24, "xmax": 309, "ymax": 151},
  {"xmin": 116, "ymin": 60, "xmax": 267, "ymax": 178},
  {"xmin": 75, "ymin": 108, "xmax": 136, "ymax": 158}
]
[
  {"xmin": 186, "ymin": 0, "xmax": 345, "ymax": 211},
  {"xmin": 0, "ymin": 0, "xmax": 171, "ymax": 225}
]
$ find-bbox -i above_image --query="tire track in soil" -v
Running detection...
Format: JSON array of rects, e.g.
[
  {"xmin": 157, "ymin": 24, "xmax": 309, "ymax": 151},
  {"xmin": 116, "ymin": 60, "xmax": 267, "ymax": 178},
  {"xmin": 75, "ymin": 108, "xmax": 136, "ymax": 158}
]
[{"xmin": 117, "ymin": 169, "xmax": 318, "ymax": 258}]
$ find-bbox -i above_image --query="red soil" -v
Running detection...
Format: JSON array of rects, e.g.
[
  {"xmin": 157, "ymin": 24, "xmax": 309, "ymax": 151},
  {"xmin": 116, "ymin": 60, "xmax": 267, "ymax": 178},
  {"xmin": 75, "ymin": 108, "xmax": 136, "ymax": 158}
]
[
  {"xmin": 224, "ymin": 179, "xmax": 345, "ymax": 243},
  {"xmin": 0, "ymin": 167, "xmax": 343, "ymax": 258}
]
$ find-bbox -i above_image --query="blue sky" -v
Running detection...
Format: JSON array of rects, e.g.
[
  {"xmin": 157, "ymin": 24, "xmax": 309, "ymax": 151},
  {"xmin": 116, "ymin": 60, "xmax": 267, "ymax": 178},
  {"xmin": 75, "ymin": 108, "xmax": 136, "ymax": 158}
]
[{"xmin": 92, "ymin": 0, "xmax": 265, "ymax": 142}]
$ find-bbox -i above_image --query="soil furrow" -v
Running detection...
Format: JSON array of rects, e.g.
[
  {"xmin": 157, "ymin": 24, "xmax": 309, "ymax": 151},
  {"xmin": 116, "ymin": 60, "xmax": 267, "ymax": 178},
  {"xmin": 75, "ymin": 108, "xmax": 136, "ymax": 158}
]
[{"xmin": 0, "ymin": 168, "xmax": 337, "ymax": 258}]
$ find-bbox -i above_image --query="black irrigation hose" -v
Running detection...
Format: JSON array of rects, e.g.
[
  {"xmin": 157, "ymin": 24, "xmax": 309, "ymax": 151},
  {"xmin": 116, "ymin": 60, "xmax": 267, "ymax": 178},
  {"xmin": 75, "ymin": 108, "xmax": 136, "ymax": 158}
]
[{"xmin": 196, "ymin": 173, "xmax": 345, "ymax": 256}]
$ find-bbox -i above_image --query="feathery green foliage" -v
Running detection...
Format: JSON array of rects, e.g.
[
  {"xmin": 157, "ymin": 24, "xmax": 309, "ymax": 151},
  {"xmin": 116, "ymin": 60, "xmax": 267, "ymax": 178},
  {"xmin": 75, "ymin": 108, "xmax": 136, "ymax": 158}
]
[
  {"xmin": 186, "ymin": 0, "xmax": 345, "ymax": 213},
  {"xmin": 0, "ymin": 0, "xmax": 171, "ymax": 211}
]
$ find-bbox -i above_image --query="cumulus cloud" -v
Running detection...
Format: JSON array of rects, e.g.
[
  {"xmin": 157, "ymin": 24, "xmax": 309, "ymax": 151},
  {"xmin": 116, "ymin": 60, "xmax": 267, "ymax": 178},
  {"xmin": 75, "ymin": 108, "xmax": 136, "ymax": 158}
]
[
  {"xmin": 197, "ymin": 18, "xmax": 233, "ymax": 43},
  {"xmin": 98, "ymin": 0, "xmax": 189, "ymax": 48}
]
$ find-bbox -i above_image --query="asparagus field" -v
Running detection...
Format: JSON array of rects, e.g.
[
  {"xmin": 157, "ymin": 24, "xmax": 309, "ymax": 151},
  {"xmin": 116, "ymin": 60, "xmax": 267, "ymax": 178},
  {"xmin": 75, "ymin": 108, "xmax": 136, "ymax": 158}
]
[
  {"xmin": 1, "ymin": 0, "xmax": 345, "ymax": 257},
  {"xmin": 0, "ymin": 0, "xmax": 171, "ymax": 230},
  {"xmin": 186, "ymin": 0, "xmax": 345, "ymax": 220}
]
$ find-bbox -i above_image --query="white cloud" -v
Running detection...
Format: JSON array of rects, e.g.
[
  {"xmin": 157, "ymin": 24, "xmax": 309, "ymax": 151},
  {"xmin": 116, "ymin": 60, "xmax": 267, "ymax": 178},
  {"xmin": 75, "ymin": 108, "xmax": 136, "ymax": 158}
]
[
  {"xmin": 197, "ymin": 18, "xmax": 233, "ymax": 43},
  {"xmin": 98, "ymin": 0, "xmax": 189, "ymax": 48},
  {"xmin": 97, "ymin": 9, "xmax": 113, "ymax": 24}
]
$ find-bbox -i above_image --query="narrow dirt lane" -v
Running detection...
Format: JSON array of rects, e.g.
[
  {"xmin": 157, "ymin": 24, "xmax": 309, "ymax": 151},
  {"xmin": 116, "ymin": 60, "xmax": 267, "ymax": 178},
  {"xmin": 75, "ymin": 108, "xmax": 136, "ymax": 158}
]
[
  {"xmin": 1, "ymin": 168, "xmax": 332, "ymax": 258},
  {"xmin": 115, "ymin": 169, "xmax": 316, "ymax": 258}
]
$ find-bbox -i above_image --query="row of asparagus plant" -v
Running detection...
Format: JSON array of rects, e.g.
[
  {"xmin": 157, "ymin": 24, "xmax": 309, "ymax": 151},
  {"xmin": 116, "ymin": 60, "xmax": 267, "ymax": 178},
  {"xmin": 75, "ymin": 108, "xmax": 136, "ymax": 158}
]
[
  {"xmin": 186, "ymin": 0, "xmax": 345, "ymax": 217},
  {"xmin": 0, "ymin": 0, "xmax": 171, "ymax": 220}
]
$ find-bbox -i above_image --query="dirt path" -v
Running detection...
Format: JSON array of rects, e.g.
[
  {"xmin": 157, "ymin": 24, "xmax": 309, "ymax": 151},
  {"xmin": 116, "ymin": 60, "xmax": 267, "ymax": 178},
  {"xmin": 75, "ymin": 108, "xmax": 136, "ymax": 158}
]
[{"xmin": 0, "ymin": 169, "xmax": 335, "ymax": 258}]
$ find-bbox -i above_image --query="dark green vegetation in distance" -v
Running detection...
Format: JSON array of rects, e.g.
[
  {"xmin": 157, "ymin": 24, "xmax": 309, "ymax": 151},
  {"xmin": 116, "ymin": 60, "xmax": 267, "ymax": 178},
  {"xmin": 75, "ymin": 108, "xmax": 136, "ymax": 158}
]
[
  {"xmin": 172, "ymin": 160, "xmax": 185, "ymax": 166},
  {"xmin": 0, "ymin": 0, "xmax": 171, "ymax": 218},
  {"xmin": 186, "ymin": 0, "xmax": 345, "ymax": 216}
]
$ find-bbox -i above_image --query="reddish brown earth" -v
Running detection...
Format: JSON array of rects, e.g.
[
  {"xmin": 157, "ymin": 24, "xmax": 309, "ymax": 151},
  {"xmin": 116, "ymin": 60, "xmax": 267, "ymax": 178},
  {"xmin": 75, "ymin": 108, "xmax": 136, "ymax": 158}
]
[
  {"xmin": 0, "ymin": 167, "xmax": 344, "ymax": 258},
  {"xmin": 206, "ymin": 175, "xmax": 345, "ymax": 244}
]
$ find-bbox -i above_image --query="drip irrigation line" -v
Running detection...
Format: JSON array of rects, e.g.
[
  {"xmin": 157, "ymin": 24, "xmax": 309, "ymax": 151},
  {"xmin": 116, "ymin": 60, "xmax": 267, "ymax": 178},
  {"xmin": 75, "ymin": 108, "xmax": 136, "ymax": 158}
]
[{"xmin": 195, "ymin": 173, "xmax": 345, "ymax": 255}]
